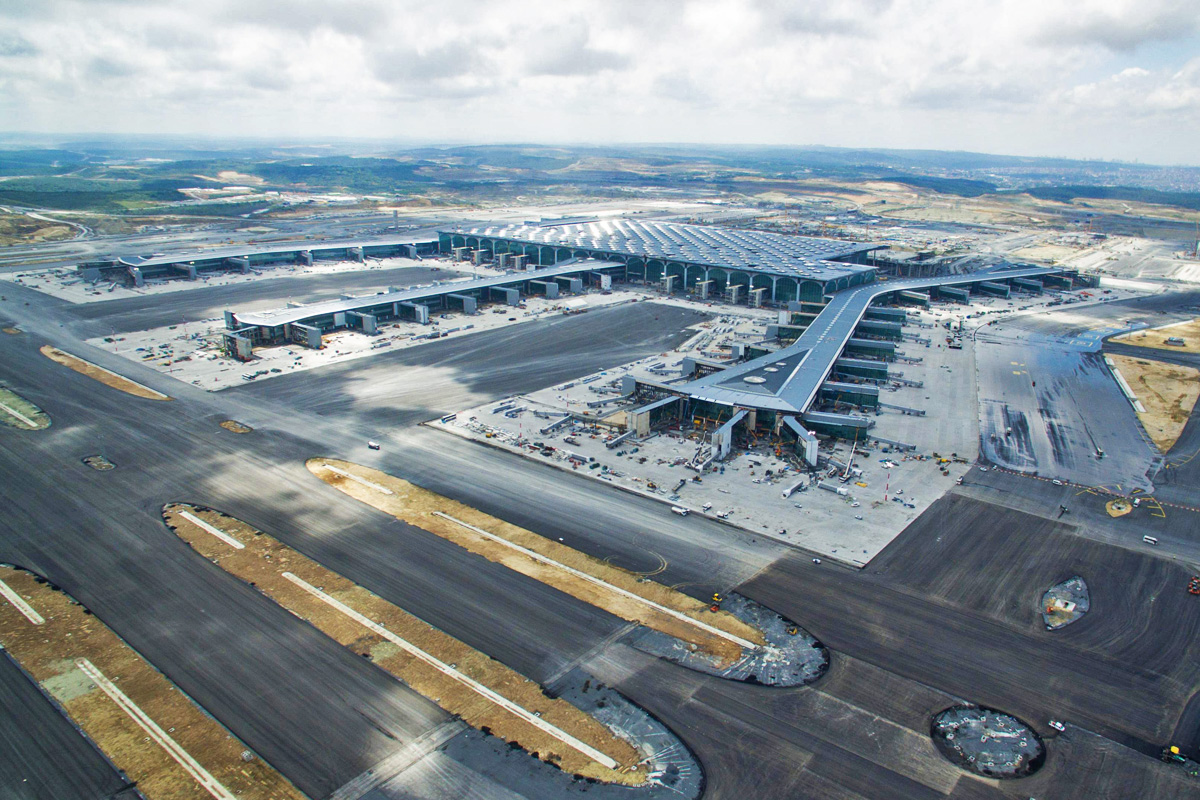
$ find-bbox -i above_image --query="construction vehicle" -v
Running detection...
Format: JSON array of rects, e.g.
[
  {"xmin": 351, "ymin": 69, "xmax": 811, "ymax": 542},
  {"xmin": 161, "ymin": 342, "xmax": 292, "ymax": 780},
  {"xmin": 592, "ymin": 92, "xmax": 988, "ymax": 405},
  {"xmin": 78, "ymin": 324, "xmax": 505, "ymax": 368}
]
[{"xmin": 1161, "ymin": 745, "xmax": 1200, "ymax": 776}]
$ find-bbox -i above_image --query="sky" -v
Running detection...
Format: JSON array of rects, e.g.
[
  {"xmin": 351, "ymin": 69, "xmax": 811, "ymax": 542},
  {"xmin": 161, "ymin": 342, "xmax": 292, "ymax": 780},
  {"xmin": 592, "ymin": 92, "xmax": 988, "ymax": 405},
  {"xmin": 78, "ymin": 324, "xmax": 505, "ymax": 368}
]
[{"xmin": 1, "ymin": 0, "xmax": 1198, "ymax": 165}]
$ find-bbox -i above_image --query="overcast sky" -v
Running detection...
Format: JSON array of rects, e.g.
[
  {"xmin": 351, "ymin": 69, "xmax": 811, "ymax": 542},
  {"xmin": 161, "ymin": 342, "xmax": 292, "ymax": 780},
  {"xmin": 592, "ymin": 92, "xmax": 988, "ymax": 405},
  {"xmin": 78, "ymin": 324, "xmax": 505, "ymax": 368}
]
[{"xmin": 1, "ymin": 0, "xmax": 1198, "ymax": 164}]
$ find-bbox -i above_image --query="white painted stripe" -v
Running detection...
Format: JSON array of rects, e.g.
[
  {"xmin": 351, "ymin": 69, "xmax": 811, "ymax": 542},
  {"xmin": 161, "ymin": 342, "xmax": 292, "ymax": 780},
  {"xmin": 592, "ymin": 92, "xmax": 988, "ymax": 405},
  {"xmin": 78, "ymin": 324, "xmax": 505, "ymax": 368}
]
[
  {"xmin": 321, "ymin": 464, "xmax": 394, "ymax": 495},
  {"xmin": 432, "ymin": 511, "xmax": 759, "ymax": 651},
  {"xmin": 0, "ymin": 401, "xmax": 38, "ymax": 428},
  {"xmin": 280, "ymin": 571, "xmax": 620, "ymax": 770},
  {"xmin": 179, "ymin": 511, "xmax": 245, "ymax": 550},
  {"xmin": 0, "ymin": 579, "xmax": 44, "ymax": 625},
  {"xmin": 75, "ymin": 659, "xmax": 238, "ymax": 800}
]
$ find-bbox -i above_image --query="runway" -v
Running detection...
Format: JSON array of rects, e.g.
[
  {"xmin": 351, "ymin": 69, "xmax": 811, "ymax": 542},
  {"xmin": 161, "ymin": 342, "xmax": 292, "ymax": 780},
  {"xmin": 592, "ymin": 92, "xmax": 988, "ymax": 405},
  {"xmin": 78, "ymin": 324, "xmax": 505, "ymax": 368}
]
[{"xmin": 4, "ymin": 269, "xmax": 1200, "ymax": 798}]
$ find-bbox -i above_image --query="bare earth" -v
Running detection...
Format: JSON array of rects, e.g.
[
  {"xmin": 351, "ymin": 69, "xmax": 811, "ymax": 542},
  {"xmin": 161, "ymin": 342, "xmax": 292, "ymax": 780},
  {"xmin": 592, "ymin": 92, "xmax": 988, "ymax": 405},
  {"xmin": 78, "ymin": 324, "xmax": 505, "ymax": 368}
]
[
  {"xmin": 1108, "ymin": 354, "xmax": 1200, "ymax": 452},
  {"xmin": 1112, "ymin": 318, "xmax": 1200, "ymax": 355},
  {"xmin": 40, "ymin": 345, "xmax": 172, "ymax": 401},
  {"xmin": 0, "ymin": 565, "xmax": 308, "ymax": 800},
  {"xmin": 164, "ymin": 504, "xmax": 647, "ymax": 785}
]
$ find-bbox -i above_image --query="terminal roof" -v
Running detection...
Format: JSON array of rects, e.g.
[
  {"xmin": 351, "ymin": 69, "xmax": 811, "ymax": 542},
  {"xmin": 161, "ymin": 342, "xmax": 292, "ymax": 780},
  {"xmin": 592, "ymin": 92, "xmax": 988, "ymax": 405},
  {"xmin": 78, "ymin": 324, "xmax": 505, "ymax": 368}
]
[
  {"xmin": 233, "ymin": 261, "xmax": 611, "ymax": 328},
  {"xmin": 442, "ymin": 219, "xmax": 880, "ymax": 280},
  {"xmin": 117, "ymin": 234, "xmax": 439, "ymax": 268},
  {"xmin": 681, "ymin": 265, "xmax": 1062, "ymax": 414}
]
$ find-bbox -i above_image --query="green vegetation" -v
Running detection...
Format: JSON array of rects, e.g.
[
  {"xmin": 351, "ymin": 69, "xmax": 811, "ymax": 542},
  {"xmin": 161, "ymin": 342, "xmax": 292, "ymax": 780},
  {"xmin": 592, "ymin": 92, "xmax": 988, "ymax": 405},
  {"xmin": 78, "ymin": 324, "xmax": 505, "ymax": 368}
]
[
  {"xmin": 0, "ymin": 141, "xmax": 1198, "ymax": 226},
  {"xmin": 1023, "ymin": 185, "xmax": 1200, "ymax": 211}
]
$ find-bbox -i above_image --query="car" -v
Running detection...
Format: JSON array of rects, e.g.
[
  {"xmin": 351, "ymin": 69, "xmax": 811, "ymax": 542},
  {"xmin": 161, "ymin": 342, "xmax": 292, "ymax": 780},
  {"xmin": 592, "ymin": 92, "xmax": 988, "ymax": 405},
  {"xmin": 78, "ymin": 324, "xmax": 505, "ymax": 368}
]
[
  {"xmin": 979, "ymin": 466, "xmax": 989, "ymax": 472},
  {"xmin": 1049, "ymin": 720, "xmax": 1066, "ymax": 732},
  {"xmin": 367, "ymin": 441, "xmax": 381, "ymax": 450},
  {"xmin": 1052, "ymin": 479, "xmax": 1063, "ymax": 486},
  {"xmin": 812, "ymin": 558, "xmax": 821, "ymax": 564}
]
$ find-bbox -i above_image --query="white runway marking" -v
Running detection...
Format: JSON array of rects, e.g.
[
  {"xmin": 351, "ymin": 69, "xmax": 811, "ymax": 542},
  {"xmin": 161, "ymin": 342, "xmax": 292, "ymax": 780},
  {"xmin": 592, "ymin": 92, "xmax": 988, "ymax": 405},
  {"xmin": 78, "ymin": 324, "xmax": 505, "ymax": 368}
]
[
  {"xmin": 321, "ymin": 464, "xmax": 394, "ymax": 495},
  {"xmin": 75, "ymin": 658, "xmax": 238, "ymax": 800},
  {"xmin": 0, "ymin": 579, "xmax": 44, "ymax": 625},
  {"xmin": 179, "ymin": 511, "xmax": 244, "ymax": 550},
  {"xmin": 280, "ymin": 571, "xmax": 620, "ymax": 770},
  {"xmin": 0, "ymin": 401, "xmax": 37, "ymax": 428},
  {"xmin": 432, "ymin": 511, "xmax": 759, "ymax": 650}
]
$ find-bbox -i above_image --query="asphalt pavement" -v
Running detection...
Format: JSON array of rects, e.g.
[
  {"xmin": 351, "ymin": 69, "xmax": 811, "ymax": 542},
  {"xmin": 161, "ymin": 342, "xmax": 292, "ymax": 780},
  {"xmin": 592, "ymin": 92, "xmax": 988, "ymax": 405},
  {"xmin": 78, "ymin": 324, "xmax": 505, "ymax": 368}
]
[
  {"xmin": 974, "ymin": 290, "xmax": 1200, "ymax": 490},
  {"xmin": 4, "ymin": 268, "xmax": 1200, "ymax": 799}
]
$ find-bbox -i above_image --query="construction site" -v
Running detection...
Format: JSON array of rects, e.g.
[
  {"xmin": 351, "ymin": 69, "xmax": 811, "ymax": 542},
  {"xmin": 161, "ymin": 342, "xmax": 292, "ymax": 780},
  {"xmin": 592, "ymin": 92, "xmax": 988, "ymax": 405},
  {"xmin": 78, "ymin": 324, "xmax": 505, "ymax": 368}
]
[
  {"xmin": 430, "ymin": 272, "xmax": 1113, "ymax": 563},
  {"xmin": 5, "ymin": 196, "xmax": 1200, "ymax": 800}
]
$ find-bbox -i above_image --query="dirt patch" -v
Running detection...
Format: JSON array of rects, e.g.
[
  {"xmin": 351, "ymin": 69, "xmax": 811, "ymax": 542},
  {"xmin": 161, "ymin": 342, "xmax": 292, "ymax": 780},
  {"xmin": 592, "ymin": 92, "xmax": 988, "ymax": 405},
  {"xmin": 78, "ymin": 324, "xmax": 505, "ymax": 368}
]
[
  {"xmin": 0, "ymin": 210, "xmax": 74, "ymax": 247},
  {"xmin": 164, "ymin": 504, "xmax": 646, "ymax": 785},
  {"xmin": 1111, "ymin": 318, "xmax": 1200, "ymax": 355},
  {"xmin": 306, "ymin": 458, "xmax": 765, "ymax": 665},
  {"xmin": 1008, "ymin": 244, "xmax": 1079, "ymax": 264},
  {"xmin": 1106, "ymin": 498, "xmax": 1133, "ymax": 517},
  {"xmin": 218, "ymin": 171, "xmax": 264, "ymax": 185},
  {"xmin": 219, "ymin": 420, "xmax": 253, "ymax": 434},
  {"xmin": 81, "ymin": 455, "xmax": 115, "ymax": 471},
  {"xmin": 0, "ymin": 565, "xmax": 307, "ymax": 800},
  {"xmin": 40, "ymin": 345, "xmax": 171, "ymax": 401},
  {"xmin": 2, "ymin": 327, "xmax": 20, "ymax": 335},
  {"xmin": 0, "ymin": 387, "xmax": 50, "ymax": 430},
  {"xmin": 1108, "ymin": 354, "xmax": 1200, "ymax": 452}
]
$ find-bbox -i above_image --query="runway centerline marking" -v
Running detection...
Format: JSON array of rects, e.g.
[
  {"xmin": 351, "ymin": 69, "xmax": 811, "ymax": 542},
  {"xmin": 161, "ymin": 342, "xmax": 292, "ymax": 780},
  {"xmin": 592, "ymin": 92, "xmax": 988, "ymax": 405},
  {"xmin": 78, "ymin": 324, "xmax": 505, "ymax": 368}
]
[
  {"xmin": 321, "ymin": 464, "xmax": 394, "ymax": 495},
  {"xmin": 179, "ymin": 511, "xmax": 244, "ymax": 550},
  {"xmin": 75, "ymin": 658, "xmax": 239, "ymax": 800},
  {"xmin": 280, "ymin": 571, "xmax": 620, "ymax": 770},
  {"xmin": 0, "ymin": 401, "xmax": 37, "ymax": 428},
  {"xmin": 0, "ymin": 579, "xmax": 44, "ymax": 624},
  {"xmin": 432, "ymin": 511, "xmax": 759, "ymax": 651}
]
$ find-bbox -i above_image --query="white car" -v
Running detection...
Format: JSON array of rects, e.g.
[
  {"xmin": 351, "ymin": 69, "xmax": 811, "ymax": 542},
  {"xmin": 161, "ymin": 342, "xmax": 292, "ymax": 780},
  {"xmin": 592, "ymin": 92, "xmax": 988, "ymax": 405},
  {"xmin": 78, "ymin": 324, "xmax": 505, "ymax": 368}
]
[
  {"xmin": 367, "ymin": 441, "xmax": 381, "ymax": 450},
  {"xmin": 1052, "ymin": 479, "xmax": 1063, "ymax": 486},
  {"xmin": 979, "ymin": 466, "xmax": 989, "ymax": 472}
]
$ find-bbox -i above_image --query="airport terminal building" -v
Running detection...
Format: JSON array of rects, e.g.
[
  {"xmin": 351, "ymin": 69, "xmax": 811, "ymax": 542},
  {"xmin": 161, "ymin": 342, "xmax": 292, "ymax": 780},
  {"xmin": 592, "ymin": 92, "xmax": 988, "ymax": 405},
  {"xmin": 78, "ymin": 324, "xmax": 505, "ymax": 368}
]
[
  {"xmin": 438, "ymin": 219, "xmax": 883, "ymax": 304},
  {"xmin": 131, "ymin": 218, "xmax": 1081, "ymax": 455}
]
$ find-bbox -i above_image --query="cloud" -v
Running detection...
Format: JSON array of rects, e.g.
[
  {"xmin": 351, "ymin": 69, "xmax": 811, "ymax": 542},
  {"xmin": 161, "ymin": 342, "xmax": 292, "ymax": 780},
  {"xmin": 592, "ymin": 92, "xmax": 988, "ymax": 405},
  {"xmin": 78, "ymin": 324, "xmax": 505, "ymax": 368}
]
[
  {"xmin": 87, "ymin": 56, "xmax": 140, "ymax": 80},
  {"xmin": 1036, "ymin": 0, "xmax": 1200, "ymax": 51},
  {"xmin": 0, "ymin": 33, "xmax": 37, "ymax": 57},
  {"xmin": 371, "ymin": 42, "xmax": 485, "ymax": 84},
  {"xmin": 522, "ymin": 21, "xmax": 630, "ymax": 77},
  {"xmin": 0, "ymin": 0, "xmax": 1197, "ymax": 163}
]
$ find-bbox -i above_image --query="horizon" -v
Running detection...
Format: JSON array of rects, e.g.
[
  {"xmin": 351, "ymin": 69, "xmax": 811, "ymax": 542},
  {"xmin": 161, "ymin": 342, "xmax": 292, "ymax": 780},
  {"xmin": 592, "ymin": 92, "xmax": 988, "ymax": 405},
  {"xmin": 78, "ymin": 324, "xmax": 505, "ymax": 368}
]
[
  {"xmin": 2, "ymin": 0, "xmax": 1199, "ymax": 166},
  {"xmin": 1, "ymin": 133, "xmax": 1197, "ymax": 172}
]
